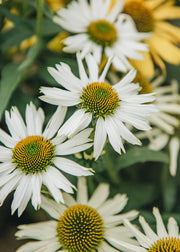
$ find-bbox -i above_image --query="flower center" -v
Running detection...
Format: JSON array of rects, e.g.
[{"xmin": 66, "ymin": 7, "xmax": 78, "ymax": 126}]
[
  {"xmin": 56, "ymin": 204, "xmax": 104, "ymax": 252},
  {"xmin": 12, "ymin": 136, "xmax": 55, "ymax": 174},
  {"xmin": 149, "ymin": 237, "xmax": 180, "ymax": 252},
  {"xmin": 133, "ymin": 72, "xmax": 153, "ymax": 94},
  {"xmin": 80, "ymin": 82, "xmax": 120, "ymax": 117},
  {"xmin": 123, "ymin": 0, "xmax": 154, "ymax": 32},
  {"xmin": 87, "ymin": 19, "xmax": 117, "ymax": 46}
]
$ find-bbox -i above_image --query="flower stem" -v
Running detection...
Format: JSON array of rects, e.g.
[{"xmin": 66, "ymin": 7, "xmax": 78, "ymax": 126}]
[
  {"xmin": 36, "ymin": 0, "xmax": 44, "ymax": 39},
  {"xmin": 104, "ymin": 149, "xmax": 121, "ymax": 185}
]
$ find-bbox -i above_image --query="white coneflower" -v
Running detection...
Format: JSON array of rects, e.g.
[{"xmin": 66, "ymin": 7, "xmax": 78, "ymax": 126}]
[
  {"xmin": 110, "ymin": 207, "xmax": 180, "ymax": 252},
  {"xmin": 16, "ymin": 177, "xmax": 138, "ymax": 252},
  {"xmin": 0, "ymin": 102, "xmax": 93, "ymax": 216},
  {"xmin": 133, "ymin": 75, "xmax": 180, "ymax": 176},
  {"xmin": 53, "ymin": 0, "xmax": 150, "ymax": 72},
  {"xmin": 40, "ymin": 53, "xmax": 156, "ymax": 159}
]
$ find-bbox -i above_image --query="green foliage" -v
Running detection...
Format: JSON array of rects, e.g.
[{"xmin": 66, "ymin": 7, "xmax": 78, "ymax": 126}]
[{"xmin": 115, "ymin": 146, "xmax": 169, "ymax": 170}]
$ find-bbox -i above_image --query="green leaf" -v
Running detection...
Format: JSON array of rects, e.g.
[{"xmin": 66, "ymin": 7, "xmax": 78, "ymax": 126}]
[
  {"xmin": 118, "ymin": 183, "xmax": 156, "ymax": 210},
  {"xmin": 0, "ymin": 62, "xmax": 22, "ymax": 120},
  {"xmin": 1, "ymin": 27, "xmax": 33, "ymax": 52},
  {"xmin": 115, "ymin": 147, "xmax": 169, "ymax": 171},
  {"xmin": 0, "ymin": 41, "xmax": 42, "ymax": 120}
]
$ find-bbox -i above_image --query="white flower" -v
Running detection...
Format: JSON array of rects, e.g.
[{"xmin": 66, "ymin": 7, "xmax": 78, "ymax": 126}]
[
  {"xmin": 40, "ymin": 53, "xmax": 156, "ymax": 159},
  {"xmin": 0, "ymin": 102, "xmax": 93, "ymax": 216},
  {"xmin": 135, "ymin": 77, "xmax": 180, "ymax": 176},
  {"xmin": 15, "ymin": 177, "xmax": 138, "ymax": 252},
  {"xmin": 53, "ymin": 0, "xmax": 150, "ymax": 72},
  {"xmin": 110, "ymin": 207, "xmax": 180, "ymax": 252}
]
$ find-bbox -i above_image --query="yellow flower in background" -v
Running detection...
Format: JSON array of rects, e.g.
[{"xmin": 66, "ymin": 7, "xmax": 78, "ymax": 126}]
[
  {"xmin": 45, "ymin": 0, "xmax": 69, "ymax": 53},
  {"xmin": 1, "ymin": 8, "xmax": 18, "ymax": 32},
  {"xmin": 112, "ymin": 0, "xmax": 180, "ymax": 78},
  {"xmin": 47, "ymin": 32, "xmax": 69, "ymax": 52},
  {"xmin": 45, "ymin": 0, "xmax": 65, "ymax": 12}
]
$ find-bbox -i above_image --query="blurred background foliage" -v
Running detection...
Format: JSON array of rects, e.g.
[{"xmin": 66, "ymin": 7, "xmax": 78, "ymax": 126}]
[{"xmin": 0, "ymin": 0, "xmax": 180, "ymax": 251}]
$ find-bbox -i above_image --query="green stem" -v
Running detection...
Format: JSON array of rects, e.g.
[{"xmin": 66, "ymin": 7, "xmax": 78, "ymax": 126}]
[
  {"xmin": 104, "ymin": 149, "xmax": 121, "ymax": 185},
  {"xmin": 161, "ymin": 163, "xmax": 169, "ymax": 189},
  {"xmin": 36, "ymin": 0, "xmax": 44, "ymax": 39}
]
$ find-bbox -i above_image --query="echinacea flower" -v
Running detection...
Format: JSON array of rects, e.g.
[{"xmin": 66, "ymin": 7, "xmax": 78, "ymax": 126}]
[
  {"xmin": 15, "ymin": 177, "xmax": 138, "ymax": 252},
  {"xmin": 53, "ymin": 0, "xmax": 150, "ymax": 72},
  {"xmin": 118, "ymin": 0, "xmax": 180, "ymax": 77},
  {"xmin": 134, "ymin": 76, "xmax": 180, "ymax": 176},
  {"xmin": 0, "ymin": 102, "xmax": 93, "ymax": 216},
  {"xmin": 111, "ymin": 207, "xmax": 180, "ymax": 252},
  {"xmin": 40, "ymin": 53, "xmax": 156, "ymax": 159}
]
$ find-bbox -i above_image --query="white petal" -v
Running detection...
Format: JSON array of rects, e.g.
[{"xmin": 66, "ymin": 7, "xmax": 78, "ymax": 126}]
[
  {"xmin": 77, "ymin": 52, "xmax": 88, "ymax": 83},
  {"xmin": 85, "ymin": 54, "xmax": 99, "ymax": 82},
  {"xmin": 99, "ymin": 56, "xmax": 113, "ymax": 82},
  {"xmin": 41, "ymin": 195, "xmax": 66, "ymax": 219},
  {"xmin": 105, "ymin": 210, "xmax": 138, "ymax": 226},
  {"xmin": 107, "ymin": 0, "xmax": 124, "ymax": 22},
  {"xmin": 31, "ymin": 174, "xmax": 42, "ymax": 210},
  {"xmin": 58, "ymin": 109, "xmax": 92, "ymax": 137},
  {"xmin": 42, "ymin": 171, "xmax": 64, "ymax": 203},
  {"xmin": 16, "ymin": 239, "xmax": 60, "ymax": 252},
  {"xmin": 0, "ymin": 162, "xmax": 15, "ymax": 174},
  {"xmin": 167, "ymin": 217, "xmax": 179, "ymax": 237},
  {"xmin": 0, "ymin": 146, "xmax": 12, "ymax": 162},
  {"xmin": 11, "ymin": 175, "xmax": 32, "ymax": 216},
  {"xmin": 107, "ymin": 237, "xmax": 146, "ymax": 252},
  {"xmin": 124, "ymin": 219, "xmax": 152, "ymax": 248},
  {"xmin": 93, "ymin": 117, "xmax": 107, "ymax": 160},
  {"xmin": 77, "ymin": 176, "xmax": 88, "ymax": 204},
  {"xmin": 153, "ymin": 207, "xmax": 168, "ymax": 238},
  {"xmin": 16, "ymin": 220, "xmax": 57, "ymax": 240},
  {"xmin": 98, "ymin": 240, "xmax": 119, "ymax": 252},
  {"xmin": 105, "ymin": 117, "xmax": 125, "ymax": 154},
  {"xmin": 7, "ymin": 107, "xmax": 27, "ymax": 139},
  {"xmin": 98, "ymin": 194, "xmax": 128, "ymax": 217},
  {"xmin": 0, "ymin": 171, "xmax": 21, "ymax": 206},
  {"xmin": 43, "ymin": 166, "xmax": 74, "ymax": 193},
  {"xmin": 55, "ymin": 128, "xmax": 93, "ymax": 155},
  {"xmin": 139, "ymin": 216, "xmax": 158, "ymax": 242},
  {"xmin": 25, "ymin": 103, "xmax": 44, "ymax": 136},
  {"xmin": 40, "ymin": 87, "xmax": 80, "ymax": 106},
  {"xmin": 0, "ymin": 128, "xmax": 15, "ymax": 148},
  {"xmin": 113, "ymin": 69, "xmax": 137, "ymax": 90},
  {"xmin": 54, "ymin": 157, "xmax": 93, "ymax": 176},
  {"xmin": 48, "ymin": 63, "xmax": 83, "ymax": 92},
  {"xmin": 43, "ymin": 106, "xmax": 67, "ymax": 139},
  {"xmin": 169, "ymin": 137, "xmax": 180, "ymax": 176},
  {"xmin": 88, "ymin": 183, "xmax": 109, "ymax": 209}
]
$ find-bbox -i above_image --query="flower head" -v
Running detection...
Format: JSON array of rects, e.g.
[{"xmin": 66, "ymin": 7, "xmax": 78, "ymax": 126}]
[
  {"xmin": 119, "ymin": 0, "xmax": 180, "ymax": 77},
  {"xmin": 53, "ymin": 0, "xmax": 150, "ymax": 72},
  {"xmin": 15, "ymin": 177, "xmax": 138, "ymax": 252},
  {"xmin": 114, "ymin": 207, "xmax": 180, "ymax": 252},
  {"xmin": 0, "ymin": 102, "xmax": 93, "ymax": 216},
  {"xmin": 40, "ymin": 53, "xmax": 156, "ymax": 159}
]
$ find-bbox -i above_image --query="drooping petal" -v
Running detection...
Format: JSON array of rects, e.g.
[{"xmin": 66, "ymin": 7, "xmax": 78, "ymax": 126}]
[
  {"xmin": 93, "ymin": 117, "xmax": 107, "ymax": 160},
  {"xmin": 43, "ymin": 106, "xmax": 67, "ymax": 139},
  {"xmin": 53, "ymin": 157, "xmax": 93, "ymax": 176}
]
